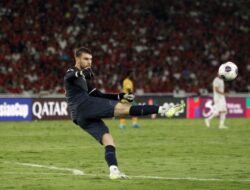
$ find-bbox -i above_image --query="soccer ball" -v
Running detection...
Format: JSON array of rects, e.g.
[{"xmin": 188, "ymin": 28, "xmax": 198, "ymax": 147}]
[{"xmin": 218, "ymin": 61, "xmax": 238, "ymax": 81}]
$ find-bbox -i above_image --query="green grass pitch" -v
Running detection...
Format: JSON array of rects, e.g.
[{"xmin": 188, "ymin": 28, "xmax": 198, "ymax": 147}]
[{"xmin": 0, "ymin": 118, "xmax": 250, "ymax": 190}]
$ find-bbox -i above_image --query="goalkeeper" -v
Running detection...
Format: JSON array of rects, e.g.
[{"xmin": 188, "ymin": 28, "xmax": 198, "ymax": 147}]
[
  {"xmin": 64, "ymin": 47, "xmax": 185, "ymax": 179},
  {"xmin": 119, "ymin": 71, "xmax": 140, "ymax": 129}
]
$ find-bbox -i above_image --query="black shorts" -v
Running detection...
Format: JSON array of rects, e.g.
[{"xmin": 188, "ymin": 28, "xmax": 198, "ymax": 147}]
[
  {"xmin": 77, "ymin": 118, "xmax": 110, "ymax": 144},
  {"xmin": 74, "ymin": 96, "xmax": 118, "ymax": 144}
]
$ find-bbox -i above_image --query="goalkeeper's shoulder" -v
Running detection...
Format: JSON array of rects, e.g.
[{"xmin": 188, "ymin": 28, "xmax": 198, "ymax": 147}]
[{"xmin": 64, "ymin": 67, "xmax": 77, "ymax": 81}]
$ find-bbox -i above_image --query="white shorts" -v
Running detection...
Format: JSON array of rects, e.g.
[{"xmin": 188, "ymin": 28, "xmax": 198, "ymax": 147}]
[{"xmin": 213, "ymin": 99, "xmax": 227, "ymax": 113}]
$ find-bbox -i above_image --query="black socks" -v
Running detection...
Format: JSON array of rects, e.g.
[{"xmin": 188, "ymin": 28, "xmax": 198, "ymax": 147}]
[
  {"xmin": 105, "ymin": 145, "xmax": 118, "ymax": 166},
  {"xmin": 129, "ymin": 105, "xmax": 159, "ymax": 116}
]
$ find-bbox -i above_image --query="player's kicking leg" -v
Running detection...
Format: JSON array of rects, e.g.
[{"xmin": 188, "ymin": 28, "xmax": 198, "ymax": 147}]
[
  {"xmin": 163, "ymin": 103, "xmax": 186, "ymax": 118},
  {"xmin": 114, "ymin": 102, "xmax": 185, "ymax": 118}
]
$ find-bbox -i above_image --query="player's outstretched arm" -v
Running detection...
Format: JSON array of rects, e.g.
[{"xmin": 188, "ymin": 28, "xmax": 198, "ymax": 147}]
[{"xmin": 89, "ymin": 89, "xmax": 135, "ymax": 102}]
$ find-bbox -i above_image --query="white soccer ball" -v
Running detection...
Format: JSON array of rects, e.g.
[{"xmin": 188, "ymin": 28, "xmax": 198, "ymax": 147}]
[{"xmin": 218, "ymin": 61, "xmax": 238, "ymax": 81}]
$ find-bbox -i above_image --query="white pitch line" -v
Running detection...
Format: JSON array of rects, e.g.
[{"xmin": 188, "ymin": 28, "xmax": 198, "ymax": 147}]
[
  {"xmin": 1, "ymin": 172, "xmax": 72, "ymax": 176},
  {"xmin": 129, "ymin": 175, "xmax": 250, "ymax": 182},
  {"xmin": 7, "ymin": 162, "xmax": 250, "ymax": 183},
  {"xmin": 15, "ymin": 162, "xmax": 84, "ymax": 176}
]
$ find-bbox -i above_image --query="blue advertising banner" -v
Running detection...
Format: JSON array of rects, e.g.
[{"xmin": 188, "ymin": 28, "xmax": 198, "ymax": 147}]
[{"xmin": 0, "ymin": 98, "xmax": 32, "ymax": 121}]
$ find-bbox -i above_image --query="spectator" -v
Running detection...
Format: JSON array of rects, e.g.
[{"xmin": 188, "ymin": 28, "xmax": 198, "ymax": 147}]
[{"xmin": 0, "ymin": 0, "xmax": 249, "ymax": 94}]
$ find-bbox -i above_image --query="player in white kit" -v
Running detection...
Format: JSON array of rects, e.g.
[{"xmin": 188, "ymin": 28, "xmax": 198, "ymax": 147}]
[{"xmin": 205, "ymin": 75, "xmax": 228, "ymax": 129}]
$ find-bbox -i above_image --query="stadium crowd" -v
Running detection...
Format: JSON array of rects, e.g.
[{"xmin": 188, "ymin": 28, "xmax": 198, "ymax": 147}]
[{"xmin": 0, "ymin": 0, "xmax": 249, "ymax": 95}]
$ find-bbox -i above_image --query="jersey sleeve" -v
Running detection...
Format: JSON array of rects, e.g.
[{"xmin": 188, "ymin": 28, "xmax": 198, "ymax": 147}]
[
  {"xmin": 87, "ymin": 81, "xmax": 96, "ymax": 95},
  {"xmin": 64, "ymin": 68, "xmax": 79, "ymax": 81},
  {"xmin": 87, "ymin": 82, "xmax": 119, "ymax": 100}
]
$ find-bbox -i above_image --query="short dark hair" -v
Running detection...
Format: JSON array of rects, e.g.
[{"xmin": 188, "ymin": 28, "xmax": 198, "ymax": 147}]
[{"xmin": 74, "ymin": 47, "xmax": 92, "ymax": 57}]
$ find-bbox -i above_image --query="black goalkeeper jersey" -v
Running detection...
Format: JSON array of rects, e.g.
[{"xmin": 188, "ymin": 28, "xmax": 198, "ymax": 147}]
[{"xmin": 64, "ymin": 67, "xmax": 95, "ymax": 120}]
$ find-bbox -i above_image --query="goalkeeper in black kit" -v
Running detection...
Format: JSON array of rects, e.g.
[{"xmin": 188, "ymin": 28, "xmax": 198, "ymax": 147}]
[{"xmin": 64, "ymin": 47, "xmax": 185, "ymax": 179}]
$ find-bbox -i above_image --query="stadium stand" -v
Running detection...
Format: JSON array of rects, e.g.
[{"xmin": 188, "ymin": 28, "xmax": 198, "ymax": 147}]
[{"xmin": 0, "ymin": 0, "xmax": 249, "ymax": 94}]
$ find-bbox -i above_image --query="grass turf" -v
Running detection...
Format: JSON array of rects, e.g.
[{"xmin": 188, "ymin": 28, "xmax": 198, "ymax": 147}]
[{"xmin": 0, "ymin": 118, "xmax": 250, "ymax": 190}]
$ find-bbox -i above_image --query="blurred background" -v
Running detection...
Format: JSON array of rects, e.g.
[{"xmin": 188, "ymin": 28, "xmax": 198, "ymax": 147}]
[
  {"xmin": 0, "ymin": 2, "xmax": 250, "ymax": 189},
  {"xmin": 0, "ymin": 0, "xmax": 249, "ymax": 96}
]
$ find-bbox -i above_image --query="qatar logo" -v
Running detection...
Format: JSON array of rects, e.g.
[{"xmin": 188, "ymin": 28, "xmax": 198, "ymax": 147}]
[{"xmin": 32, "ymin": 101, "xmax": 68, "ymax": 119}]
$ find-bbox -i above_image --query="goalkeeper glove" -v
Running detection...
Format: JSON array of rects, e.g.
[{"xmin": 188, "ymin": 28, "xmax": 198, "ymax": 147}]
[
  {"xmin": 77, "ymin": 67, "xmax": 94, "ymax": 79},
  {"xmin": 118, "ymin": 93, "xmax": 135, "ymax": 102}
]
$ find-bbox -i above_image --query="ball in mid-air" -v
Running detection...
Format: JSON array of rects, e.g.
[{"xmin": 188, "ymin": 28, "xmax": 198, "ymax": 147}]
[{"xmin": 218, "ymin": 61, "xmax": 238, "ymax": 81}]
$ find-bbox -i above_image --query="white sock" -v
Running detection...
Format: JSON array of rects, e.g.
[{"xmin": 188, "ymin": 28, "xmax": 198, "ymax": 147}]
[{"xmin": 219, "ymin": 112, "xmax": 226, "ymax": 127}]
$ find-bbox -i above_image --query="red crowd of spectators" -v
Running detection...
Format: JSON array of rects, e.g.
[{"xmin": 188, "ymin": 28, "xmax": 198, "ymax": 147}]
[{"xmin": 0, "ymin": 0, "xmax": 249, "ymax": 95}]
